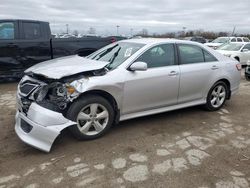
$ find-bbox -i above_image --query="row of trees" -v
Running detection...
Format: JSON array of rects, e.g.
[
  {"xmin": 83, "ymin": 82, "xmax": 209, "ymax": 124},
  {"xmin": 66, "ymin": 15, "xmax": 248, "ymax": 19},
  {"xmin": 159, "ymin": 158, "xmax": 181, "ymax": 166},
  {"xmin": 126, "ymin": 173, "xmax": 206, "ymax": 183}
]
[
  {"xmin": 138, "ymin": 29, "xmax": 250, "ymax": 40},
  {"xmin": 62, "ymin": 26, "xmax": 250, "ymax": 40}
]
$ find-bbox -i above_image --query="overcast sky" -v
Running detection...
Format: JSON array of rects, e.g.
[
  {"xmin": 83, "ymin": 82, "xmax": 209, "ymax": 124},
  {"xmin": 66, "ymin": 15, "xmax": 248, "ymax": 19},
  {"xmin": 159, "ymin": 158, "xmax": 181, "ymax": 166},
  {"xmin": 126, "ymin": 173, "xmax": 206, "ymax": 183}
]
[{"xmin": 1, "ymin": 0, "xmax": 250, "ymax": 35}]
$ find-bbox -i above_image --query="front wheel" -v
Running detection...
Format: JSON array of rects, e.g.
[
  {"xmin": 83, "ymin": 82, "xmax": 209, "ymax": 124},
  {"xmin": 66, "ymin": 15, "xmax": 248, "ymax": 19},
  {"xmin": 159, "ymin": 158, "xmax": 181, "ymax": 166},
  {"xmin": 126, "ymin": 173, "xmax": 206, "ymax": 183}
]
[
  {"xmin": 204, "ymin": 81, "xmax": 228, "ymax": 111},
  {"xmin": 67, "ymin": 95, "xmax": 114, "ymax": 140}
]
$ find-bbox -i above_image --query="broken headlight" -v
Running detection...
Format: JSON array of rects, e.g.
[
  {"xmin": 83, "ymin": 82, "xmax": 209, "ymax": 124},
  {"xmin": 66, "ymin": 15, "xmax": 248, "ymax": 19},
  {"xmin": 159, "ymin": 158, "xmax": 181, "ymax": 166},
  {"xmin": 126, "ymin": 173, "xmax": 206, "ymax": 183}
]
[{"xmin": 33, "ymin": 82, "xmax": 75, "ymax": 111}]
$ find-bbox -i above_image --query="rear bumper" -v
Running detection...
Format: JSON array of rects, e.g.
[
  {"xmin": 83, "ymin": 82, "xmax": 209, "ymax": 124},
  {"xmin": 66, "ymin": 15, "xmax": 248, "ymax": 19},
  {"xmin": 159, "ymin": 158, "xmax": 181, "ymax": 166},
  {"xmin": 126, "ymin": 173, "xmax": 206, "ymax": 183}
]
[{"xmin": 15, "ymin": 102, "xmax": 75, "ymax": 152}]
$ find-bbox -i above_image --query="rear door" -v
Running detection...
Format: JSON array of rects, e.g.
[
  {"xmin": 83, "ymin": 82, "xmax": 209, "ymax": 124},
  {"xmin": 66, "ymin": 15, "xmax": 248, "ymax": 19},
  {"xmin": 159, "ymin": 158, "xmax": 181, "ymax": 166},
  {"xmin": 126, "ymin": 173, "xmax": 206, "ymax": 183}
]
[
  {"xmin": 177, "ymin": 43, "xmax": 220, "ymax": 103},
  {"xmin": 0, "ymin": 20, "xmax": 23, "ymax": 79},
  {"xmin": 18, "ymin": 21, "xmax": 51, "ymax": 70}
]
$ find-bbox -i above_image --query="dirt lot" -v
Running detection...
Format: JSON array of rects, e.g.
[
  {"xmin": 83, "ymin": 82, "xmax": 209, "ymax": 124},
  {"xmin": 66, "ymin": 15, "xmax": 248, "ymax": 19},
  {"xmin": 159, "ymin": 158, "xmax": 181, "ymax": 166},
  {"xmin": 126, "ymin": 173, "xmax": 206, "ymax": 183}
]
[{"xmin": 0, "ymin": 73, "xmax": 249, "ymax": 188}]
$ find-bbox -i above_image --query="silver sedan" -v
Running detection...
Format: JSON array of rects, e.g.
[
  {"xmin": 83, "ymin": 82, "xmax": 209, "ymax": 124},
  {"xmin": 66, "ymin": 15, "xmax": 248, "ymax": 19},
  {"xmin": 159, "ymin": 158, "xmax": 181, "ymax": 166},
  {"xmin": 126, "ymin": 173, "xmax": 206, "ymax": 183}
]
[{"xmin": 15, "ymin": 38, "xmax": 241, "ymax": 152}]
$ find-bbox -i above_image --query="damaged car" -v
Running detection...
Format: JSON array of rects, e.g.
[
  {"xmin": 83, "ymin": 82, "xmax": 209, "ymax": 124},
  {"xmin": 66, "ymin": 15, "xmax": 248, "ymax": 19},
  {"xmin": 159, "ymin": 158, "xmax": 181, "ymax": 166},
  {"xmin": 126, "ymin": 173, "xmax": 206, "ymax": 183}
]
[{"xmin": 15, "ymin": 39, "xmax": 241, "ymax": 152}]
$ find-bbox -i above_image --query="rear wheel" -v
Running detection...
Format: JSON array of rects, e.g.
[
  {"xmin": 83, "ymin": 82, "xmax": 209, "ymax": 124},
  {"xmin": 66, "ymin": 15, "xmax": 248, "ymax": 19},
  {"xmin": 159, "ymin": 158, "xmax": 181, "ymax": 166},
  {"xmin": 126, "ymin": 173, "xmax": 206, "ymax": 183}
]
[
  {"xmin": 205, "ymin": 81, "xmax": 228, "ymax": 111},
  {"xmin": 246, "ymin": 75, "xmax": 250, "ymax": 81},
  {"xmin": 67, "ymin": 95, "xmax": 114, "ymax": 140}
]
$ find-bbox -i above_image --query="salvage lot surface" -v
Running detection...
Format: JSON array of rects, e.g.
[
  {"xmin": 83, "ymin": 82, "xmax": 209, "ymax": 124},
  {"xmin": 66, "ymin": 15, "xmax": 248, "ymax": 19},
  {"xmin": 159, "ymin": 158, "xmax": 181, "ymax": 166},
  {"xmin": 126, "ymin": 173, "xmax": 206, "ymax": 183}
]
[{"xmin": 0, "ymin": 73, "xmax": 250, "ymax": 188}]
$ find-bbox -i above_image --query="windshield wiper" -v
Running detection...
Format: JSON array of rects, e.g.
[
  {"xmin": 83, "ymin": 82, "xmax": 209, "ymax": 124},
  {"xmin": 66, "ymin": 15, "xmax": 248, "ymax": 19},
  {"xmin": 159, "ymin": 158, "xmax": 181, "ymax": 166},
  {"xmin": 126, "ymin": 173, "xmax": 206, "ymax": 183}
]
[
  {"xmin": 93, "ymin": 44, "xmax": 118, "ymax": 60},
  {"xmin": 109, "ymin": 47, "xmax": 121, "ymax": 63},
  {"xmin": 105, "ymin": 47, "xmax": 121, "ymax": 70}
]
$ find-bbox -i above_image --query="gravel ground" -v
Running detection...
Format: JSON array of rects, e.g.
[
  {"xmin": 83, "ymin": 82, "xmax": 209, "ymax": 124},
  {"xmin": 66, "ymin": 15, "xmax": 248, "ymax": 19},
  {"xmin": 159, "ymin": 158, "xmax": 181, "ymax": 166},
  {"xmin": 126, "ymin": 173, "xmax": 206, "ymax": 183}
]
[{"xmin": 0, "ymin": 72, "xmax": 249, "ymax": 188}]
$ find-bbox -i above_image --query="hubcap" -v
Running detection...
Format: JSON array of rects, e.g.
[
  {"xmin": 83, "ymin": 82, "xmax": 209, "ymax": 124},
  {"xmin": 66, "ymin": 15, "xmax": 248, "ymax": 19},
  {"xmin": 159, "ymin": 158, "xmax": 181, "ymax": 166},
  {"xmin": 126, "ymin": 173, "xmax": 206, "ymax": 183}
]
[
  {"xmin": 210, "ymin": 85, "xmax": 226, "ymax": 108},
  {"xmin": 76, "ymin": 103, "xmax": 109, "ymax": 136}
]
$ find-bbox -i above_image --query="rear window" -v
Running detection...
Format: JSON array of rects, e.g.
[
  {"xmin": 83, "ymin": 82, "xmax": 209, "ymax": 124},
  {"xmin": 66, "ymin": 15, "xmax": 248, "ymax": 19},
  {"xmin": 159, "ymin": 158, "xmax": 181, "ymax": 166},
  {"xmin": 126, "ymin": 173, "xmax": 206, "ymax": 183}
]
[
  {"xmin": 178, "ymin": 44, "xmax": 204, "ymax": 64},
  {"xmin": 178, "ymin": 44, "xmax": 217, "ymax": 64},
  {"xmin": 0, "ymin": 22, "xmax": 14, "ymax": 40},
  {"xmin": 237, "ymin": 38, "xmax": 243, "ymax": 42},
  {"xmin": 23, "ymin": 22, "xmax": 41, "ymax": 39},
  {"xmin": 243, "ymin": 38, "xmax": 250, "ymax": 42}
]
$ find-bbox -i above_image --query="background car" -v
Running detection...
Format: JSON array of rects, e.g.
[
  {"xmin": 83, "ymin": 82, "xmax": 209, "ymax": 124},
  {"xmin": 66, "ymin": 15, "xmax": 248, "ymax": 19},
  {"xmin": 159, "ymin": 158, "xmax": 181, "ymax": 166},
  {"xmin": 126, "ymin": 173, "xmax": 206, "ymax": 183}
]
[
  {"xmin": 0, "ymin": 19, "xmax": 124, "ymax": 81},
  {"xmin": 216, "ymin": 42, "xmax": 250, "ymax": 65},
  {"xmin": 184, "ymin": 36, "xmax": 207, "ymax": 43},
  {"xmin": 205, "ymin": 37, "xmax": 249, "ymax": 49}
]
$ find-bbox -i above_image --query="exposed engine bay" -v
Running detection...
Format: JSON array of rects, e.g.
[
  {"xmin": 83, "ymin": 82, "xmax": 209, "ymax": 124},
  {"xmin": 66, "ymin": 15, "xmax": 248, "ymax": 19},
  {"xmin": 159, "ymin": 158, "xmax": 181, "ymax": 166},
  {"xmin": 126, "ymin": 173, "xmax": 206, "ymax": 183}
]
[{"xmin": 18, "ymin": 68, "xmax": 107, "ymax": 115}]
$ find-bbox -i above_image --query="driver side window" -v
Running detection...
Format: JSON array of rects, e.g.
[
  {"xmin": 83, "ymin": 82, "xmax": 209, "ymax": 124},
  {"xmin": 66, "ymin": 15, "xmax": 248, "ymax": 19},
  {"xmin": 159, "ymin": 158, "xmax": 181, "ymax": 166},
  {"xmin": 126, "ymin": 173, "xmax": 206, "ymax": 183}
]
[{"xmin": 136, "ymin": 44, "xmax": 175, "ymax": 68}]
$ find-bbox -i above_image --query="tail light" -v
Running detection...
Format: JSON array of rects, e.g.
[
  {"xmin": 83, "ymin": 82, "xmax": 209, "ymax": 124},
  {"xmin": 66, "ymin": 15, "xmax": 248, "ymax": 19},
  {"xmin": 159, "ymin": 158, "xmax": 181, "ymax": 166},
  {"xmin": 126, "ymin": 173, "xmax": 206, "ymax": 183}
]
[
  {"xmin": 236, "ymin": 63, "xmax": 242, "ymax": 71},
  {"xmin": 111, "ymin": 37, "xmax": 116, "ymax": 43}
]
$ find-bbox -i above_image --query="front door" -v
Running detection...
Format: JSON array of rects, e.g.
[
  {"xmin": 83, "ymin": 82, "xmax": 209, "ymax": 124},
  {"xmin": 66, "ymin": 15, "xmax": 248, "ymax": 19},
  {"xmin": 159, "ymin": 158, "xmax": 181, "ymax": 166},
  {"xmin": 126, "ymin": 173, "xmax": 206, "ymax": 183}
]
[{"xmin": 122, "ymin": 43, "xmax": 180, "ymax": 115}]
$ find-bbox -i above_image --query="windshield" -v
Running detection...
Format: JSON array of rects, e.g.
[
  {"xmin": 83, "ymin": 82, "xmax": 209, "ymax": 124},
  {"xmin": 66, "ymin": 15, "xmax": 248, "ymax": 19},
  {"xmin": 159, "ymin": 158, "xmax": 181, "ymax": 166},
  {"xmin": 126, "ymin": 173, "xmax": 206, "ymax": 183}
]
[
  {"xmin": 217, "ymin": 43, "xmax": 243, "ymax": 51},
  {"xmin": 212, "ymin": 37, "xmax": 230, "ymax": 43},
  {"xmin": 87, "ymin": 42, "xmax": 145, "ymax": 70}
]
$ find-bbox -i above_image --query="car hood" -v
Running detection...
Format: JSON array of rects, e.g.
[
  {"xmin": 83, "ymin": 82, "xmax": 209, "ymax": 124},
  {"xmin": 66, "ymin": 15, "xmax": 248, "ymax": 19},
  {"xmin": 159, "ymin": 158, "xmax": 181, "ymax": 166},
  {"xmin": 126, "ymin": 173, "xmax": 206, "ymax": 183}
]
[
  {"xmin": 25, "ymin": 55, "xmax": 110, "ymax": 79},
  {"xmin": 216, "ymin": 50, "xmax": 238, "ymax": 55},
  {"xmin": 205, "ymin": 43, "xmax": 222, "ymax": 47}
]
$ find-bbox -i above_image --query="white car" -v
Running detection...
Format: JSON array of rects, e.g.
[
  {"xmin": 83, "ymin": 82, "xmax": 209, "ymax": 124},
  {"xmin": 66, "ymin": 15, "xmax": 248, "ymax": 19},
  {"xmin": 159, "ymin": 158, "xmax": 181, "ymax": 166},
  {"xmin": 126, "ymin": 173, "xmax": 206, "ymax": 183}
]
[
  {"xmin": 15, "ymin": 39, "xmax": 242, "ymax": 152},
  {"xmin": 216, "ymin": 42, "xmax": 250, "ymax": 65},
  {"xmin": 205, "ymin": 37, "xmax": 249, "ymax": 49}
]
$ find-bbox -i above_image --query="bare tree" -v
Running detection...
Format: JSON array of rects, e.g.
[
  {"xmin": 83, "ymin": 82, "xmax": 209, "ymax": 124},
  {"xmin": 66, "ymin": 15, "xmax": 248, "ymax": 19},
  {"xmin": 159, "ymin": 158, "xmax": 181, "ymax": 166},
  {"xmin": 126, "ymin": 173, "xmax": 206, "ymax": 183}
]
[
  {"xmin": 72, "ymin": 30, "xmax": 79, "ymax": 36},
  {"xmin": 88, "ymin": 27, "xmax": 96, "ymax": 34}
]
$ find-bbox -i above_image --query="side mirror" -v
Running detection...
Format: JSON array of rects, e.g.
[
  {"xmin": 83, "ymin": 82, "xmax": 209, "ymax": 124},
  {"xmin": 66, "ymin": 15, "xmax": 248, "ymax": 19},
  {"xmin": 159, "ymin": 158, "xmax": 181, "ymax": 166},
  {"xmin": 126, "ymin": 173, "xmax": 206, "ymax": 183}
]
[
  {"xmin": 129, "ymin": 61, "xmax": 147, "ymax": 71},
  {"xmin": 242, "ymin": 49, "xmax": 249, "ymax": 52}
]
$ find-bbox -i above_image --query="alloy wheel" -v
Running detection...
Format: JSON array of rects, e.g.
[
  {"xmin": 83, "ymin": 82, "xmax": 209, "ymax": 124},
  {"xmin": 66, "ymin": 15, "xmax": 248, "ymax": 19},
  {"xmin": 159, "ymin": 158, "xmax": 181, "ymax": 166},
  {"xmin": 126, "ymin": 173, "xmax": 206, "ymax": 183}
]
[
  {"xmin": 76, "ymin": 103, "xmax": 109, "ymax": 136},
  {"xmin": 210, "ymin": 85, "xmax": 226, "ymax": 108}
]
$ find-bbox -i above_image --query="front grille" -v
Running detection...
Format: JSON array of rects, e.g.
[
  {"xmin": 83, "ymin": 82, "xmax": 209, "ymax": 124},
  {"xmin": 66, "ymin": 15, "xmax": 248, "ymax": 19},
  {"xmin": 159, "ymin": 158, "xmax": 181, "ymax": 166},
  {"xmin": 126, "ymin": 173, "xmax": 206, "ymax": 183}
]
[
  {"xmin": 19, "ymin": 83, "xmax": 38, "ymax": 96},
  {"xmin": 20, "ymin": 119, "xmax": 33, "ymax": 133}
]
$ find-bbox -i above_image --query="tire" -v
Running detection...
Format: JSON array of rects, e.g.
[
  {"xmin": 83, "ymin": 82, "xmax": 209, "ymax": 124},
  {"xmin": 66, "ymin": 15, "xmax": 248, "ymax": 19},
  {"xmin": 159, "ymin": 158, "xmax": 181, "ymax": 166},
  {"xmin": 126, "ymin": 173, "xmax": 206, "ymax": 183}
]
[
  {"xmin": 245, "ymin": 73, "xmax": 250, "ymax": 81},
  {"xmin": 204, "ymin": 81, "xmax": 229, "ymax": 111},
  {"xmin": 67, "ymin": 95, "xmax": 114, "ymax": 140}
]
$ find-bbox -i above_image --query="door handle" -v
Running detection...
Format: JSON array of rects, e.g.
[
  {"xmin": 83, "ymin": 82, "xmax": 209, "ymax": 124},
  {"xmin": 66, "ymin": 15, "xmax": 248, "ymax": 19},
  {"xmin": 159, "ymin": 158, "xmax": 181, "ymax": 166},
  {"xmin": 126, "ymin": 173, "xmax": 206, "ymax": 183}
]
[
  {"xmin": 168, "ymin": 71, "xmax": 178, "ymax": 76},
  {"xmin": 7, "ymin": 43, "xmax": 16, "ymax": 47},
  {"xmin": 211, "ymin": 65, "xmax": 219, "ymax": 70}
]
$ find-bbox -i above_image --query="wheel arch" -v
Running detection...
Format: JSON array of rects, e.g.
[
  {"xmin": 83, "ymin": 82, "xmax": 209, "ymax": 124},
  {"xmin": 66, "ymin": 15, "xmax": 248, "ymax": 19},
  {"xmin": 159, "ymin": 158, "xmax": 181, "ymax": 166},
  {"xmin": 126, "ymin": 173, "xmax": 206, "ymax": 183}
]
[
  {"xmin": 213, "ymin": 78, "xmax": 231, "ymax": 99},
  {"xmin": 74, "ymin": 89, "xmax": 120, "ymax": 124},
  {"xmin": 234, "ymin": 56, "xmax": 240, "ymax": 62}
]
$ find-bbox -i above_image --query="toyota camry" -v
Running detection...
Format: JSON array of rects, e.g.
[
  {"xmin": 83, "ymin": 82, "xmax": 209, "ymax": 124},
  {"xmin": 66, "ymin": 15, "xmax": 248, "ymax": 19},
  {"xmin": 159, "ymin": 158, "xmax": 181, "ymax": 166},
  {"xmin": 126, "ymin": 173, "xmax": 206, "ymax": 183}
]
[{"xmin": 15, "ymin": 38, "xmax": 241, "ymax": 152}]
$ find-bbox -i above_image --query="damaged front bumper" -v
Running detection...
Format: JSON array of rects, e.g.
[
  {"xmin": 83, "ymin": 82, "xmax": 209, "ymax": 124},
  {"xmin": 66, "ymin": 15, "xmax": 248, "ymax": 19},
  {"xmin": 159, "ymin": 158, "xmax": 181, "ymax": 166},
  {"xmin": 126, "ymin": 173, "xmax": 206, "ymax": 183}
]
[{"xmin": 15, "ymin": 102, "xmax": 76, "ymax": 152}]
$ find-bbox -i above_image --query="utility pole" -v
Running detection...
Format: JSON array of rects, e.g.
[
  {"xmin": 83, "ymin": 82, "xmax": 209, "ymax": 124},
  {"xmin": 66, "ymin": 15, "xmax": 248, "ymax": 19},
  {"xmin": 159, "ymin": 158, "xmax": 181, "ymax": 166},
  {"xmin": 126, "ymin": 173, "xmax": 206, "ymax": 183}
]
[
  {"xmin": 66, "ymin": 24, "xmax": 69, "ymax": 34},
  {"xmin": 130, "ymin": 28, "xmax": 133, "ymax": 37},
  {"xmin": 116, "ymin": 25, "xmax": 120, "ymax": 36},
  {"xmin": 182, "ymin": 27, "xmax": 186, "ymax": 36},
  {"xmin": 232, "ymin": 26, "xmax": 236, "ymax": 36}
]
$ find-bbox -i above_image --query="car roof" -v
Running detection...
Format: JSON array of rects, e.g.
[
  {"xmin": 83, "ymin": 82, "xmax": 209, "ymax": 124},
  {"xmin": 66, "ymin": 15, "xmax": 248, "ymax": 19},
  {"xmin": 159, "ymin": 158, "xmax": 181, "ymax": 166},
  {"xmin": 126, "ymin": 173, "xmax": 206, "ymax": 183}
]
[
  {"xmin": 121, "ymin": 38, "xmax": 200, "ymax": 45},
  {"xmin": 0, "ymin": 19, "xmax": 49, "ymax": 24},
  {"xmin": 229, "ymin": 42, "xmax": 248, "ymax": 44}
]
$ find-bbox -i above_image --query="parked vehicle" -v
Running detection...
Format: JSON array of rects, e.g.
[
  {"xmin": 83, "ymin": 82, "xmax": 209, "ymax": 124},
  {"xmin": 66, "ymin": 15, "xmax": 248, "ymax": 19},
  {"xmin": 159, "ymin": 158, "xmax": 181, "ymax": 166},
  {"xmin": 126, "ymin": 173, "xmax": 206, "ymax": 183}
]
[
  {"xmin": 205, "ymin": 37, "xmax": 249, "ymax": 49},
  {"xmin": 0, "ymin": 19, "xmax": 123, "ymax": 81},
  {"xmin": 216, "ymin": 42, "xmax": 250, "ymax": 65},
  {"xmin": 15, "ymin": 38, "xmax": 241, "ymax": 152},
  {"xmin": 245, "ymin": 62, "xmax": 250, "ymax": 81},
  {"xmin": 184, "ymin": 36, "xmax": 206, "ymax": 44}
]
